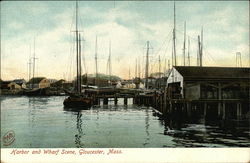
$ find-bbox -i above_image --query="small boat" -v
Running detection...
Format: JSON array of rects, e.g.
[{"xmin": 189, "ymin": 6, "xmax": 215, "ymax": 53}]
[
  {"xmin": 63, "ymin": 95, "xmax": 92, "ymax": 108},
  {"xmin": 24, "ymin": 88, "xmax": 47, "ymax": 96}
]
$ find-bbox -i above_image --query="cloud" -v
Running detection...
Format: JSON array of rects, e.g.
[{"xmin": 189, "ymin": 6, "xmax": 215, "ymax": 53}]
[{"xmin": 1, "ymin": 1, "xmax": 249, "ymax": 80}]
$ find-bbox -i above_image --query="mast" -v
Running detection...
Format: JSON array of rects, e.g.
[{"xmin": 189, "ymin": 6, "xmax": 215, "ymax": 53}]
[
  {"xmin": 138, "ymin": 58, "xmax": 141, "ymax": 79},
  {"xmin": 168, "ymin": 59, "xmax": 170, "ymax": 73},
  {"xmin": 32, "ymin": 37, "xmax": 37, "ymax": 89},
  {"xmin": 79, "ymin": 33, "xmax": 82, "ymax": 93},
  {"xmin": 183, "ymin": 21, "xmax": 186, "ymax": 66},
  {"xmin": 108, "ymin": 40, "xmax": 112, "ymax": 85},
  {"xmin": 173, "ymin": 1, "xmax": 177, "ymax": 66},
  {"xmin": 158, "ymin": 55, "xmax": 161, "ymax": 78},
  {"xmin": 197, "ymin": 35, "xmax": 200, "ymax": 66},
  {"xmin": 28, "ymin": 44, "xmax": 32, "ymax": 83},
  {"xmin": 95, "ymin": 35, "xmax": 98, "ymax": 84},
  {"xmin": 145, "ymin": 41, "xmax": 149, "ymax": 89},
  {"xmin": 188, "ymin": 36, "xmax": 190, "ymax": 66},
  {"xmin": 200, "ymin": 27, "xmax": 203, "ymax": 67},
  {"xmin": 135, "ymin": 58, "xmax": 137, "ymax": 78},
  {"xmin": 164, "ymin": 58, "xmax": 166, "ymax": 77},
  {"xmin": 129, "ymin": 67, "xmax": 131, "ymax": 80},
  {"xmin": 75, "ymin": 1, "xmax": 79, "ymax": 93}
]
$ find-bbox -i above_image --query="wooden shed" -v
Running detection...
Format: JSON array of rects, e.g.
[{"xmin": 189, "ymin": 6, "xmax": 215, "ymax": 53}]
[{"xmin": 167, "ymin": 66, "xmax": 250, "ymax": 100}]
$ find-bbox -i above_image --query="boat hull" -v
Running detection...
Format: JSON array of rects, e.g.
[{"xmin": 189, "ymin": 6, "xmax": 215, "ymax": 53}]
[
  {"xmin": 24, "ymin": 88, "xmax": 47, "ymax": 96},
  {"xmin": 63, "ymin": 96, "xmax": 92, "ymax": 109}
]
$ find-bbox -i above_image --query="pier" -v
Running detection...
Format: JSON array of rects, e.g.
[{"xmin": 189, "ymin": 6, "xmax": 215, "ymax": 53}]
[{"xmin": 84, "ymin": 66, "xmax": 250, "ymax": 121}]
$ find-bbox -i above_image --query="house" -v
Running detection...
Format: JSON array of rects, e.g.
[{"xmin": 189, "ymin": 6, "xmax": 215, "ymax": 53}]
[
  {"xmin": 47, "ymin": 79, "xmax": 58, "ymax": 84},
  {"xmin": 141, "ymin": 77, "xmax": 156, "ymax": 89},
  {"xmin": 50, "ymin": 79, "xmax": 65, "ymax": 88},
  {"xmin": 167, "ymin": 66, "xmax": 250, "ymax": 100},
  {"xmin": 13, "ymin": 79, "xmax": 26, "ymax": 88},
  {"xmin": 62, "ymin": 81, "xmax": 74, "ymax": 90},
  {"xmin": 1, "ymin": 81, "xmax": 22, "ymax": 90},
  {"xmin": 27, "ymin": 77, "xmax": 50, "ymax": 89},
  {"xmin": 155, "ymin": 77, "xmax": 168, "ymax": 90}
]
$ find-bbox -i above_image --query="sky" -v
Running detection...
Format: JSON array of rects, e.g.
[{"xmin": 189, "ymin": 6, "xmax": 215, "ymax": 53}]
[{"xmin": 1, "ymin": 1, "xmax": 249, "ymax": 81}]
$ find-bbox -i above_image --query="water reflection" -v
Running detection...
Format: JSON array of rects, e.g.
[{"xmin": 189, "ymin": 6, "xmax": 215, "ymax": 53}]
[
  {"xmin": 156, "ymin": 111, "xmax": 250, "ymax": 147},
  {"xmin": 143, "ymin": 107, "xmax": 150, "ymax": 147},
  {"xmin": 2, "ymin": 95, "xmax": 249, "ymax": 148},
  {"xmin": 75, "ymin": 112, "xmax": 84, "ymax": 148},
  {"xmin": 28, "ymin": 97, "xmax": 49, "ymax": 108}
]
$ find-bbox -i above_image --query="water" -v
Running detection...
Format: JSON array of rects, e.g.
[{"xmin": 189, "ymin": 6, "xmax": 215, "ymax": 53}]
[{"xmin": 1, "ymin": 96, "xmax": 249, "ymax": 148}]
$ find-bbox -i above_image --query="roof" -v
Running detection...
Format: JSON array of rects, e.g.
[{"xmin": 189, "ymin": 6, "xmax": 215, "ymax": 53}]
[
  {"xmin": 13, "ymin": 79, "xmax": 26, "ymax": 85},
  {"xmin": 1, "ymin": 81, "xmax": 13, "ymax": 85},
  {"xmin": 27, "ymin": 77, "xmax": 46, "ymax": 84},
  {"xmin": 174, "ymin": 66, "xmax": 250, "ymax": 81}
]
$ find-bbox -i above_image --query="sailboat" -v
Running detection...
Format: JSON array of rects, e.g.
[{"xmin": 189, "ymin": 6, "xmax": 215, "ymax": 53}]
[
  {"xmin": 63, "ymin": 1, "xmax": 93, "ymax": 109},
  {"xmin": 24, "ymin": 38, "xmax": 48, "ymax": 96}
]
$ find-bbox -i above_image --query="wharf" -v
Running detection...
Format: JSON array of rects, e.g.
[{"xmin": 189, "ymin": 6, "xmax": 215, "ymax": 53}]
[{"xmin": 85, "ymin": 87, "xmax": 249, "ymax": 120}]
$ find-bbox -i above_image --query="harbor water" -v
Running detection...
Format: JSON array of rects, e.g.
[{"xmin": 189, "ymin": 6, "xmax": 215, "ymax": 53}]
[{"xmin": 1, "ymin": 96, "xmax": 249, "ymax": 148}]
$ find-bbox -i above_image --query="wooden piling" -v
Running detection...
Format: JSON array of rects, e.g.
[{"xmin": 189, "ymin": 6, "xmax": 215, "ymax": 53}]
[
  {"xmin": 187, "ymin": 102, "xmax": 191, "ymax": 117},
  {"xmin": 114, "ymin": 97, "xmax": 118, "ymax": 105},
  {"xmin": 237, "ymin": 103, "xmax": 242, "ymax": 118},
  {"xmin": 222, "ymin": 102, "xmax": 226, "ymax": 119},
  {"xmin": 103, "ymin": 97, "xmax": 108, "ymax": 105},
  {"xmin": 218, "ymin": 102, "xmax": 221, "ymax": 117},
  {"xmin": 124, "ymin": 97, "xmax": 128, "ymax": 105}
]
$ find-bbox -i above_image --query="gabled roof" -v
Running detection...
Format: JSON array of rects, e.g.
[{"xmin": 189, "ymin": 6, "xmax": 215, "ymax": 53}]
[
  {"xmin": 13, "ymin": 79, "xmax": 26, "ymax": 85},
  {"xmin": 174, "ymin": 66, "xmax": 250, "ymax": 80},
  {"xmin": 27, "ymin": 77, "xmax": 46, "ymax": 84}
]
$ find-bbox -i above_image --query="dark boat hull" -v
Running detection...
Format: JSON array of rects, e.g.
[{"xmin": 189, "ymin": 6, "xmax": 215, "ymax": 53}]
[
  {"xmin": 63, "ymin": 96, "xmax": 92, "ymax": 109},
  {"xmin": 24, "ymin": 88, "xmax": 47, "ymax": 96}
]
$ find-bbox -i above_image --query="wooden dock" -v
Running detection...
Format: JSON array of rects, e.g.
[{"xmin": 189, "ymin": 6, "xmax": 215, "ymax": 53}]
[{"xmin": 83, "ymin": 87, "xmax": 249, "ymax": 120}]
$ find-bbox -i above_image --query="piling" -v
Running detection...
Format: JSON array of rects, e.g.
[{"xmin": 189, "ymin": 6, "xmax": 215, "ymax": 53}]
[
  {"xmin": 222, "ymin": 102, "xmax": 226, "ymax": 119},
  {"xmin": 204, "ymin": 102, "xmax": 207, "ymax": 118},
  {"xmin": 124, "ymin": 97, "xmax": 128, "ymax": 105},
  {"xmin": 103, "ymin": 97, "xmax": 108, "ymax": 105},
  {"xmin": 237, "ymin": 103, "xmax": 242, "ymax": 118},
  {"xmin": 114, "ymin": 97, "xmax": 118, "ymax": 105}
]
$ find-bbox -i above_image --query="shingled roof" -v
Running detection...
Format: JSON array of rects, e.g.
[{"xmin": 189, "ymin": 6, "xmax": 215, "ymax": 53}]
[
  {"xmin": 27, "ymin": 77, "xmax": 46, "ymax": 84},
  {"xmin": 174, "ymin": 66, "xmax": 250, "ymax": 81}
]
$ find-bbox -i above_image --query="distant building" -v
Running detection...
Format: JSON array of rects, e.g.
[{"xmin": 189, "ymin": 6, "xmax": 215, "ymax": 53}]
[
  {"xmin": 27, "ymin": 77, "xmax": 50, "ymax": 89},
  {"xmin": 155, "ymin": 77, "xmax": 168, "ymax": 90},
  {"xmin": 13, "ymin": 79, "xmax": 26, "ymax": 88},
  {"xmin": 1, "ymin": 81, "xmax": 21, "ymax": 90},
  {"xmin": 50, "ymin": 79, "xmax": 65, "ymax": 88},
  {"xmin": 123, "ymin": 82, "xmax": 136, "ymax": 89},
  {"xmin": 167, "ymin": 66, "xmax": 250, "ymax": 100},
  {"xmin": 47, "ymin": 79, "xmax": 58, "ymax": 84},
  {"xmin": 141, "ymin": 77, "xmax": 156, "ymax": 89},
  {"xmin": 62, "ymin": 81, "xmax": 73, "ymax": 90}
]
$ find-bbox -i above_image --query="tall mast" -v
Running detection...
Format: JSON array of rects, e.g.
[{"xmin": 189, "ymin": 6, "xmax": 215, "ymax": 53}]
[
  {"xmin": 129, "ymin": 66, "xmax": 131, "ymax": 80},
  {"xmin": 145, "ymin": 41, "xmax": 149, "ymax": 89},
  {"xmin": 164, "ymin": 58, "xmax": 166, "ymax": 77},
  {"xmin": 95, "ymin": 35, "xmax": 98, "ymax": 82},
  {"xmin": 79, "ymin": 33, "xmax": 82, "ymax": 93},
  {"xmin": 183, "ymin": 21, "xmax": 186, "ymax": 66},
  {"xmin": 75, "ymin": 1, "xmax": 79, "ymax": 92},
  {"xmin": 168, "ymin": 59, "xmax": 170, "ymax": 73},
  {"xmin": 197, "ymin": 35, "xmax": 200, "ymax": 66},
  {"xmin": 200, "ymin": 27, "xmax": 203, "ymax": 67},
  {"xmin": 108, "ymin": 40, "xmax": 112, "ymax": 85},
  {"xmin": 28, "ymin": 44, "xmax": 32, "ymax": 82},
  {"xmin": 173, "ymin": 1, "xmax": 177, "ymax": 66},
  {"xmin": 158, "ymin": 55, "xmax": 161, "ymax": 78},
  {"xmin": 135, "ymin": 58, "xmax": 137, "ymax": 78},
  {"xmin": 138, "ymin": 58, "xmax": 141, "ymax": 79},
  {"xmin": 188, "ymin": 36, "xmax": 190, "ymax": 66},
  {"xmin": 32, "ymin": 37, "xmax": 37, "ymax": 89}
]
